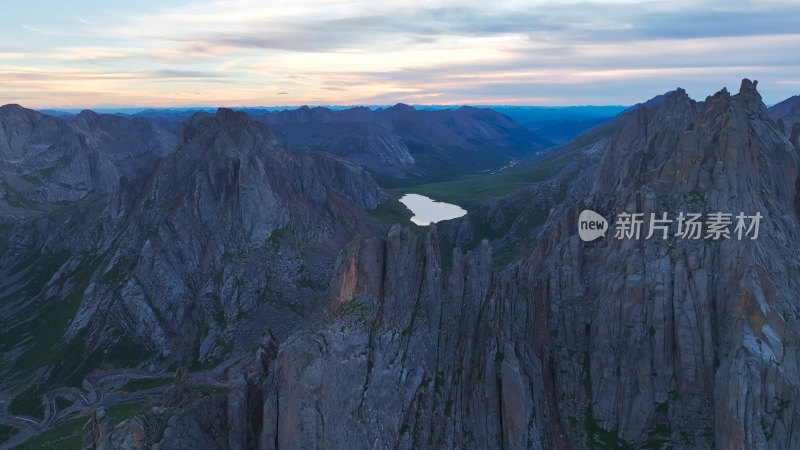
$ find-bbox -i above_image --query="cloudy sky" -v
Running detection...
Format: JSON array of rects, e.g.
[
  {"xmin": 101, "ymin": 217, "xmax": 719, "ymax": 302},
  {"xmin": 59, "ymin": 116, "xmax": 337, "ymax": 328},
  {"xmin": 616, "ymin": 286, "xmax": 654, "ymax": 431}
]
[{"xmin": 1, "ymin": 0, "xmax": 798, "ymax": 108}]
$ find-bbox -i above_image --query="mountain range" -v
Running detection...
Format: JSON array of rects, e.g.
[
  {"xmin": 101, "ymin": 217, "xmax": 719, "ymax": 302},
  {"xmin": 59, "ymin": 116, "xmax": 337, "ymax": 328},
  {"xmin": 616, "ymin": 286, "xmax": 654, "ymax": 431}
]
[
  {"xmin": 134, "ymin": 104, "xmax": 555, "ymax": 181},
  {"xmin": 1, "ymin": 80, "xmax": 800, "ymax": 448}
]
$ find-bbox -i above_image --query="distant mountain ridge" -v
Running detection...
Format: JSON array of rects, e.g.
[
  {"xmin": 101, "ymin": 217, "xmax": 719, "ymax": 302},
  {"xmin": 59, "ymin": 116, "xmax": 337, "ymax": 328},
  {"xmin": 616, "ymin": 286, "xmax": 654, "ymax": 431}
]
[
  {"xmin": 768, "ymin": 94, "xmax": 800, "ymax": 145},
  {"xmin": 491, "ymin": 105, "xmax": 627, "ymax": 144},
  {"xmin": 38, "ymin": 104, "xmax": 627, "ymax": 176},
  {"xmin": 253, "ymin": 103, "xmax": 555, "ymax": 180},
  {"xmin": 65, "ymin": 104, "xmax": 554, "ymax": 180},
  {"xmin": 0, "ymin": 104, "xmax": 176, "ymax": 213}
]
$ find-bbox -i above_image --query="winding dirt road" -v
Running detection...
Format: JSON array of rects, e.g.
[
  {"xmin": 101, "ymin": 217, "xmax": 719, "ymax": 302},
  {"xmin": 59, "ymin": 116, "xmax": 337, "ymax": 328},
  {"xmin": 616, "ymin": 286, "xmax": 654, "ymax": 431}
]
[{"xmin": 0, "ymin": 369, "xmax": 227, "ymax": 447}]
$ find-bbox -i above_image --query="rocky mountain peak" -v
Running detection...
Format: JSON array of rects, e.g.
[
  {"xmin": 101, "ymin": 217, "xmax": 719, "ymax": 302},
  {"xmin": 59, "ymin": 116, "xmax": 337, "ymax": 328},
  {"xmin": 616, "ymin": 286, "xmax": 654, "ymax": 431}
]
[
  {"xmin": 178, "ymin": 108, "xmax": 279, "ymax": 154},
  {"xmin": 590, "ymin": 87, "xmax": 699, "ymax": 194},
  {"xmin": 0, "ymin": 103, "xmax": 28, "ymax": 114},
  {"xmin": 389, "ymin": 102, "xmax": 414, "ymax": 112},
  {"xmin": 592, "ymin": 78, "xmax": 788, "ymax": 201},
  {"xmin": 739, "ymin": 77, "xmax": 759, "ymax": 95},
  {"xmin": 524, "ymin": 79, "xmax": 800, "ymax": 448},
  {"xmin": 76, "ymin": 108, "xmax": 99, "ymax": 118},
  {"xmin": 215, "ymin": 107, "xmax": 277, "ymax": 148},
  {"xmin": 214, "ymin": 107, "xmax": 252, "ymax": 128}
]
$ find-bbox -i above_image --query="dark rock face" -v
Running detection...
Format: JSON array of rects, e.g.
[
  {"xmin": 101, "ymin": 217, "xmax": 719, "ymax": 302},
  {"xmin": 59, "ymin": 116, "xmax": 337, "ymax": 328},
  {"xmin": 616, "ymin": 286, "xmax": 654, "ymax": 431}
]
[
  {"xmin": 118, "ymin": 80, "xmax": 800, "ymax": 449},
  {"xmin": 272, "ymin": 228, "xmax": 510, "ymax": 449}
]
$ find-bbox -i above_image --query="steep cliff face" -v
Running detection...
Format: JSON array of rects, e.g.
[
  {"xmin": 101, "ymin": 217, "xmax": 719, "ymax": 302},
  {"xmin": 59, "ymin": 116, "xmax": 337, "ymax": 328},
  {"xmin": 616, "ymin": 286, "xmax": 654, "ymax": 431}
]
[
  {"xmin": 268, "ymin": 228, "xmax": 537, "ymax": 449},
  {"xmin": 85, "ymin": 227, "xmax": 516, "ymax": 450},
  {"xmin": 180, "ymin": 80, "xmax": 800, "ymax": 449},
  {"xmin": 523, "ymin": 79, "xmax": 800, "ymax": 448}
]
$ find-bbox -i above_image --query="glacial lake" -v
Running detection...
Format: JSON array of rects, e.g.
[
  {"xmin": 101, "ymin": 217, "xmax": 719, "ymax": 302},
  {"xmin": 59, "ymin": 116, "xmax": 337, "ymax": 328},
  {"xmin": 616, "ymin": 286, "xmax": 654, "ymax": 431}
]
[{"xmin": 399, "ymin": 194, "xmax": 467, "ymax": 226}]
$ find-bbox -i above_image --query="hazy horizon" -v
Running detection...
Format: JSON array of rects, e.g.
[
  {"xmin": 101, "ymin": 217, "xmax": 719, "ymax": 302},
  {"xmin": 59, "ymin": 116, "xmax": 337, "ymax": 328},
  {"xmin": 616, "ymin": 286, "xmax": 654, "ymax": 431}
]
[{"xmin": 27, "ymin": 103, "xmax": 632, "ymax": 114}]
